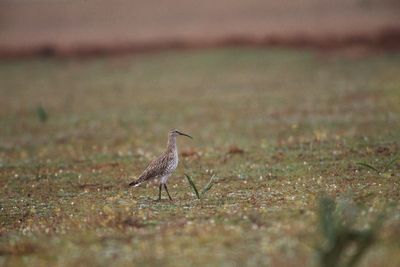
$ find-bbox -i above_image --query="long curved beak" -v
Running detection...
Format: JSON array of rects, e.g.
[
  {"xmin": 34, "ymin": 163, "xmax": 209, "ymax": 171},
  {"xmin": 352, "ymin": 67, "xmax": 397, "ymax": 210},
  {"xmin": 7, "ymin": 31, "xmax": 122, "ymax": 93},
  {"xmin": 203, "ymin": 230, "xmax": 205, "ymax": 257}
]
[{"xmin": 177, "ymin": 131, "xmax": 193, "ymax": 139}]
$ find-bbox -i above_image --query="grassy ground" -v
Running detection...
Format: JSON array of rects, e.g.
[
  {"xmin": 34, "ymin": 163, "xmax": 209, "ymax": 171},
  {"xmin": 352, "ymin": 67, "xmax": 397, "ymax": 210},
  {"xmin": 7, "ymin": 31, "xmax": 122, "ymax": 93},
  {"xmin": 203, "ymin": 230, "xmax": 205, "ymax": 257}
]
[{"xmin": 0, "ymin": 48, "xmax": 399, "ymax": 267}]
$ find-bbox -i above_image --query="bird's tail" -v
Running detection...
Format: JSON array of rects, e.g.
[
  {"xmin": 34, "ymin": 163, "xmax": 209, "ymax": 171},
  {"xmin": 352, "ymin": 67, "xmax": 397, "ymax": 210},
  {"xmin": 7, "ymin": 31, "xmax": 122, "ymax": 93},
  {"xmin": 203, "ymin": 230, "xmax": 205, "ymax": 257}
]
[
  {"xmin": 128, "ymin": 180, "xmax": 141, "ymax": 187},
  {"xmin": 129, "ymin": 174, "xmax": 147, "ymax": 187}
]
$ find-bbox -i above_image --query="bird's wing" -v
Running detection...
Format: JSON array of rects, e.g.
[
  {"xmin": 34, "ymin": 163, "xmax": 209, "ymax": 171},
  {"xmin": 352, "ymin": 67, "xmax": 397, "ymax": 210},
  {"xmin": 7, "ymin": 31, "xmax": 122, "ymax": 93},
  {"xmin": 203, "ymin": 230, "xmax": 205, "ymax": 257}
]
[{"xmin": 129, "ymin": 153, "xmax": 169, "ymax": 186}]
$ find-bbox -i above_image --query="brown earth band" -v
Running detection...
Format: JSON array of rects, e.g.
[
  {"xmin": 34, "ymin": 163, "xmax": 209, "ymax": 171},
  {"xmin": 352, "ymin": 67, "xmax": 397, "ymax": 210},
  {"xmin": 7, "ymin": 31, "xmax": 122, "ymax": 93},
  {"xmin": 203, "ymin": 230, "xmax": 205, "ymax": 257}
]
[{"xmin": 1, "ymin": 27, "xmax": 400, "ymax": 58}]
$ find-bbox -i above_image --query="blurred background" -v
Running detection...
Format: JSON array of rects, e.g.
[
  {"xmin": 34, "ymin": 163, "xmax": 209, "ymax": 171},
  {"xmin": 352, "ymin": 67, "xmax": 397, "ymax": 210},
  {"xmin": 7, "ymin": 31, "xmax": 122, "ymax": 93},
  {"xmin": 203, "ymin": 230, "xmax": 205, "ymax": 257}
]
[
  {"xmin": 1, "ymin": 1, "xmax": 400, "ymax": 267},
  {"xmin": 1, "ymin": 0, "xmax": 400, "ymax": 57}
]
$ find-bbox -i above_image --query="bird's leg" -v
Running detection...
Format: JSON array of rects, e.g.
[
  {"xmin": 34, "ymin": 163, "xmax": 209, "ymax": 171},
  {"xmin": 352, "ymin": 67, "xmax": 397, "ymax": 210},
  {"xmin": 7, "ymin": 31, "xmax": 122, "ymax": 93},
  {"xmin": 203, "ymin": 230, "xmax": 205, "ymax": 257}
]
[
  {"xmin": 163, "ymin": 184, "xmax": 173, "ymax": 201},
  {"xmin": 157, "ymin": 184, "xmax": 162, "ymax": 201}
]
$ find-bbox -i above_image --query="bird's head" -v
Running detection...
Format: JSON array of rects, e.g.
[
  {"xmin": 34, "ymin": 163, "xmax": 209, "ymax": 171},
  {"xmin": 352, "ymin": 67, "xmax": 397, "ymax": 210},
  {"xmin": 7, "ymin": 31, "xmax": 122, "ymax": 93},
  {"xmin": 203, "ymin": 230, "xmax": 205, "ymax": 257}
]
[{"xmin": 169, "ymin": 129, "xmax": 193, "ymax": 139}]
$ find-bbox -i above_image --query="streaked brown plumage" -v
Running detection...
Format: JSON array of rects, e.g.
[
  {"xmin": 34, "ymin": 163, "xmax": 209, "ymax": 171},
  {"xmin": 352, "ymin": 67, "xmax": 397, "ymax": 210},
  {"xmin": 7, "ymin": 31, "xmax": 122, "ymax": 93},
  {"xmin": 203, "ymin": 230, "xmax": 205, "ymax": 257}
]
[{"xmin": 129, "ymin": 129, "xmax": 192, "ymax": 200}]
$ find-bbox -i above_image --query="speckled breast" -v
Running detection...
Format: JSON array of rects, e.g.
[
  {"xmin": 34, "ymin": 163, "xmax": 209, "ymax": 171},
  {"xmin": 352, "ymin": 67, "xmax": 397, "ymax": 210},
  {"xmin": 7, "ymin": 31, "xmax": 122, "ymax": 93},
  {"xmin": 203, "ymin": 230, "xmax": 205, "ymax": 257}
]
[{"xmin": 165, "ymin": 150, "xmax": 178, "ymax": 175}]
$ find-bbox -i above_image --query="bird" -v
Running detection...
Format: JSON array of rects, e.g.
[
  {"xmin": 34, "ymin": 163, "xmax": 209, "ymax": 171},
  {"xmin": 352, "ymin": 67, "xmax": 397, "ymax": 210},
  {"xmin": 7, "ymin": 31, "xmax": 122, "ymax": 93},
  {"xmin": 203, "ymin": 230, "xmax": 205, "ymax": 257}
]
[{"xmin": 129, "ymin": 129, "xmax": 193, "ymax": 201}]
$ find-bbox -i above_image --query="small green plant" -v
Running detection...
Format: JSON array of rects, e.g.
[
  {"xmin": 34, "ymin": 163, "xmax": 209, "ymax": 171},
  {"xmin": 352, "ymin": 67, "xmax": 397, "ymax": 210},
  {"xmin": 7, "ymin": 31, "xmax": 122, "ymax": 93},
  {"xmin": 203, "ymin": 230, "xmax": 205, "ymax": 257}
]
[
  {"xmin": 200, "ymin": 175, "xmax": 215, "ymax": 196},
  {"xmin": 357, "ymin": 155, "xmax": 398, "ymax": 175},
  {"xmin": 184, "ymin": 173, "xmax": 200, "ymax": 199},
  {"xmin": 316, "ymin": 196, "xmax": 384, "ymax": 267},
  {"xmin": 36, "ymin": 105, "xmax": 48, "ymax": 122},
  {"xmin": 184, "ymin": 174, "xmax": 216, "ymax": 200}
]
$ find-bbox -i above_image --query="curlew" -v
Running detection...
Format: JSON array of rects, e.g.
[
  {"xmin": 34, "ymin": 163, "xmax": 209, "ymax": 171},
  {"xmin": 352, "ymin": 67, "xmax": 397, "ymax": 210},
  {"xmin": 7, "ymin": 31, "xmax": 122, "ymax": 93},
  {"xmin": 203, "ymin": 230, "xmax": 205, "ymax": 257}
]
[{"xmin": 129, "ymin": 129, "xmax": 193, "ymax": 200}]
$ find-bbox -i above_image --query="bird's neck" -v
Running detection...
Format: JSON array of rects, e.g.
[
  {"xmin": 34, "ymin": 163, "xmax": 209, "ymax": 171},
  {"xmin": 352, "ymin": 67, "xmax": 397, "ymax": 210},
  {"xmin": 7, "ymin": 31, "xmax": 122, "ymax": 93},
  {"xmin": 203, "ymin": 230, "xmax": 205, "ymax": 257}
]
[{"xmin": 167, "ymin": 135, "xmax": 177, "ymax": 152}]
